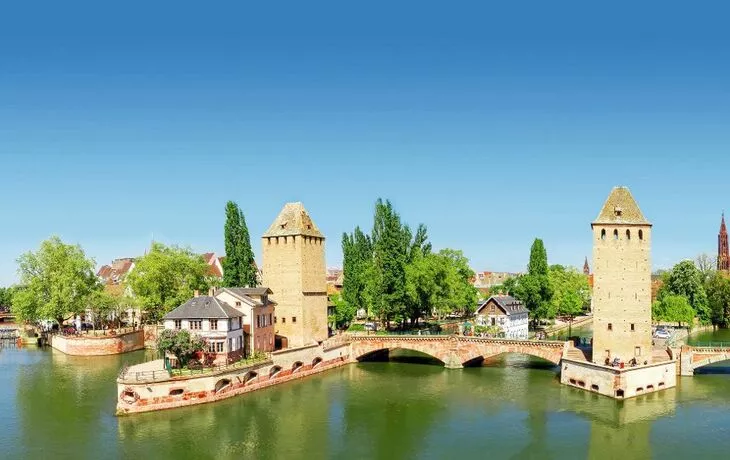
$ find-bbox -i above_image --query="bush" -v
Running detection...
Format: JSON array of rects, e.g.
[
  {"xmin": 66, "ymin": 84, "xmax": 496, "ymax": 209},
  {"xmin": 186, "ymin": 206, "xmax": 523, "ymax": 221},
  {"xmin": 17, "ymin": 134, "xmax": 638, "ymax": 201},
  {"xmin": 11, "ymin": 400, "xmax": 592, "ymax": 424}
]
[
  {"xmin": 157, "ymin": 329, "xmax": 206, "ymax": 367},
  {"xmin": 347, "ymin": 323, "xmax": 365, "ymax": 332}
]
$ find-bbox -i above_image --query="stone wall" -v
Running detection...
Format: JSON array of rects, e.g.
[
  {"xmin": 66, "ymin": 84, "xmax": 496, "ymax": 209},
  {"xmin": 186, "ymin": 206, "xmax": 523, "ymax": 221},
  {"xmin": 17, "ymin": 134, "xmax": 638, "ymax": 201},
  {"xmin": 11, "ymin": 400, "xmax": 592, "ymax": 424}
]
[
  {"xmin": 51, "ymin": 330, "xmax": 145, "ymax": 356},
  {"xmin": 561, "ymin": 358, "xmax": 676, "ymax": 399},
  {"xmin": 116, "ymin": 341, "xmax": 351, "ymax": 415}
]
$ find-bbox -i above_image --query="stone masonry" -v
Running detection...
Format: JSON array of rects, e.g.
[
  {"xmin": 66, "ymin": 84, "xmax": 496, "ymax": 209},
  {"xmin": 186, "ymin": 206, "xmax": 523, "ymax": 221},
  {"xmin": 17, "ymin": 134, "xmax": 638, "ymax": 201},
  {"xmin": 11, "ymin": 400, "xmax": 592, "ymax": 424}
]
[
  {"xmin": 591, "ymin": 187, "xmax": 653, "ymax": 364},
  {"xmin": 262, "ymin": 202, "xmax": 328, "ymax": 348}
]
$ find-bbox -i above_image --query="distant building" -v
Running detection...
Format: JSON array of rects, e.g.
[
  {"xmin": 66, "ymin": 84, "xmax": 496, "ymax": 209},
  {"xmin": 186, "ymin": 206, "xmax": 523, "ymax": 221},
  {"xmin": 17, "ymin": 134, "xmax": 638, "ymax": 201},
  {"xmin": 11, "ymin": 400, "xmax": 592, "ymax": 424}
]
[
  {"xmin": 215, "ymin": 287, "xmax": 275, "ymax": 354},
  {"xmin": 202, "ymin": 253, "xmax": 224, "ymax": 279},
  {"xmin": 162, "ymin": 291, "xmax": 245, "ymax": 365},
  {"xmin": 262, "ymin": 202, "xmax": 328, "ymax": 348},
  {"xmin": 97, "ymin": 258, "xmax": 135, "ymax": 285},
  {"xmin": 719, "ymin": 213, "xmax": 729, "ymax": 272},
  {"xmin": 326, "ymin": 268, "xmax": 343, "ymax": 295},
  {"xmin": 471, "ymin": 271, "xmax": 519, "ymax": 297},
  {"xmin": 474, "ymin": 295, "xmax": 529, "ymax": 339}
]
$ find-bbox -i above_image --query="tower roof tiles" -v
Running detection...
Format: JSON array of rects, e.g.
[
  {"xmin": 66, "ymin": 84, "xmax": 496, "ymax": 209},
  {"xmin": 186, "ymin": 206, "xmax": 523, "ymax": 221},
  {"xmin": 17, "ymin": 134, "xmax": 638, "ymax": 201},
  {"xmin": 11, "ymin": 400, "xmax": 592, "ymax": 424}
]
[
  {"xmin": 263, "ymin": 202, "xmax": 324, "ymax": 238},
  {"xmin": 593, "ymin": 186, "xmax": 651, "ymax": 226}
]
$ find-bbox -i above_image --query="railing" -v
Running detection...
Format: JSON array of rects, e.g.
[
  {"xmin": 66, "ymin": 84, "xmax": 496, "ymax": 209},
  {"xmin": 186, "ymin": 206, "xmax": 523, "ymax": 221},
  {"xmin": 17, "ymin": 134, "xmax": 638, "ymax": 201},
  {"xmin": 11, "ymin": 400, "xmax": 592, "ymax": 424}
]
[
  {"xmin": 690, "ymin": 342, "xmax": 730, "ymax": 349},
  {"xmin": 168, "ymin": 354, "xmax": 272, "ymax": 378},
  {"xmin": 58, "ymin": 326, "xmax": 139, "ymax": 338}
]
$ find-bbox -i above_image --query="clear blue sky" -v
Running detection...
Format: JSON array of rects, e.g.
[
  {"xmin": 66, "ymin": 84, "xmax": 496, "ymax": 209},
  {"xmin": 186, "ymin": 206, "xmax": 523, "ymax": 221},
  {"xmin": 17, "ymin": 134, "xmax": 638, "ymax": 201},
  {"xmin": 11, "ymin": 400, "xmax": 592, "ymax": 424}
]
[{"xmin": 1, "ymin": 1, "xmax": 729, "ymax": 285}]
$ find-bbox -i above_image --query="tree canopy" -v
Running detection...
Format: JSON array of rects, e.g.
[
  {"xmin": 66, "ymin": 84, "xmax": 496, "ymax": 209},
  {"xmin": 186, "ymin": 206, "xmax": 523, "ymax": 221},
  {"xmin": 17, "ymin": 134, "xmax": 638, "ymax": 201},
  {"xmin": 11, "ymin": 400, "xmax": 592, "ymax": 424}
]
[
  {"xmin": 706, "ymin": 272, "xmax": 730, "ymax": 328},
  {"xmin": 156, "ymin": 329, "xmax": 206, "ymax": 367},
  {"xmin": 652, "ymin": 294, "xmax": 695, "ymax": 327},
  {"xmin": 512, "ymin": 239, "xmax": 554, "ymax": 327},
  {"xmin": 127, "ymin": 243, "xmax": 210, "ymax": 323},
  {"xmin": 659, "ymin": 260, "xmax": 710, "ymax": 323},
  {"xmin": 222, "ymin": 201, "xmax": 258, "ymax": 288},
  {"xmin": 12, "ymin": 236, "xmax": 100, "ymax": 325}
]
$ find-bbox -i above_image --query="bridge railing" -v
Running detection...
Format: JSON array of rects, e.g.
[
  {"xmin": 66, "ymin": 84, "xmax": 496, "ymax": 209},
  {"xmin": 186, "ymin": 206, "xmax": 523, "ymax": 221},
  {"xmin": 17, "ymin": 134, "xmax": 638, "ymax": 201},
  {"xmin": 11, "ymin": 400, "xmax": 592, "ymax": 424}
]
[{"xmin": 689, "ymin": 342, "xmax": 730, "ymax": 349}]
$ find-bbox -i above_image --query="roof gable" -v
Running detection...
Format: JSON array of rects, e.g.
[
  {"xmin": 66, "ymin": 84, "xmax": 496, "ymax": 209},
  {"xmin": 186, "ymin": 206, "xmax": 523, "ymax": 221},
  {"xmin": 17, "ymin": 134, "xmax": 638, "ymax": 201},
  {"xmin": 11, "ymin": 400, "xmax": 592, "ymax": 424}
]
[
  {"xmin": 476, "ymin": 295, "xmax": 529, "ymax": 316},
  {"xmin": 263, "ymin": 202, "xmax": 324, "ymax": 238}
]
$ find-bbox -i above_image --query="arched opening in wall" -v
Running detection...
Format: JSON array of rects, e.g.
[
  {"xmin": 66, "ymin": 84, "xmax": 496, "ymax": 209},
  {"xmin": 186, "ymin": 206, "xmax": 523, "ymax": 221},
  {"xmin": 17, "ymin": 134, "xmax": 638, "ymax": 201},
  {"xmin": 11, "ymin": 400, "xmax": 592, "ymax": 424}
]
[
  {"xmin": 476, "ymin": 352, "xmax": 559, "ymax": 370},
  {"xmin": 601, "ymin": 229, "xmax": 606, "ymax": 240},
  {"xmin": 269, "ymin": 365, "xmax": 282, "ymax": 379},
  {"xmin": 616, "ymin": 389, "xmax": 625, "ymax": 398},
  {"xmin": 312, "ymin": 357, "xmax": 323, "ymax": 368},
  {"xmin": 214, "ymin": 378, "xmax": 232, "ymax": 393},
  {"xmin": 639, "ymin": 230, "xmax": 644, "ymax": 240},
  {"xmin": 591, "ymin": 384, "xmax": 599, "ymax": 391},
  {"xmin": 613, "ymin": 229, "xmax": 619, "ymax": 240},
  {"xmin": 169, "ymin": 388, "xmax": 184, "ymax": 396},
  {"xmin": 626, "ymin": 229, "xmax": 631, "ymax": 240},
  {"xmin": 243, "ymin": 371, "xmax": 258, "ymax": 385},
  {"xmin": 121, "ymin": 390, "xmax": 138, "ymax": 404},
  {"xmin": 357, "ymin": 348, "xmax": 444, "ymax": 366},
  {"xmin": 292, "ymin": 361, "xmax": 303, "ymax": 373}
]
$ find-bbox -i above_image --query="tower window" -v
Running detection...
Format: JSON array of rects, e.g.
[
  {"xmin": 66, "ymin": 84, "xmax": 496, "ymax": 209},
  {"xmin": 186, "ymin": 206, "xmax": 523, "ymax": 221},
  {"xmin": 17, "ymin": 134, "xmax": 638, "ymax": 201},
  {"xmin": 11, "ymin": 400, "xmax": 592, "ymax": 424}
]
[
  {"xmin": 613, "ymin": 229, "xmax": 619, "ymax": 240},
  {"xmin": 638, "ymin": 230, "xmax": 644, "ymax": 240},
  {"xmin": 608, "ymin": 323, "xmax": 613, "ymax": 331},
  {"xmin": 292, "ymin": 316, "xmax": 297, "ymax": 323},
  {"xmin": 601, "ymin": 229, "xmax": 606, "ymax": 240},
  {"xmin": 614, "ymin": 206, "xmax": 623, "ymax": 217},
  {"xmin": 282, "ymin": 317, "xmax": 286, "ymax": 324},
  {"xmin": 626, "ymin": 230, "xmax": 631, "ymax": 240},
  {"xmin": 631, "ymin": 323, "xmax": 635, "ymax": 331}
]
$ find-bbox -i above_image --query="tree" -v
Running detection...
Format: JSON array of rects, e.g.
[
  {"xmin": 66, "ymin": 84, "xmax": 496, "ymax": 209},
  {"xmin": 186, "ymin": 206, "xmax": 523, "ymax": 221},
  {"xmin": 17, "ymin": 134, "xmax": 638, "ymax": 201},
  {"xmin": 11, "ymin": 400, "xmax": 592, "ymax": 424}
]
[
  {"xmin": 342, "ymin": 227, "xmax": 372, "ymax": 318},
  {"xmin": 513, "ymin": 239, "xmax": 554, "ymax": 328},
  {"xmin": 706, "ymin": 272, "xmax": 730, "ymax": 328},
  {"xmin": 652, "ymin": 294, "xmax": 695, "ymax": 327},
  {"xmin": 12, "ymin": 236, "xmax": 100, "ymax": 325},
  {"xmin": 695, "ymin": 253, "xmax": 717, "ymax": 282},
  {"xmin": 156, "ymin": 329, "xmax": 207, "ymax": 367},
  {"xmin": 549, "ymin": 265, "xmax": 591, "ymax": 332},
  {"xmin": 0, "ymin": 286, "xmax": 16, "ymax": 309},
  {"xmin": 329, "ymin": 293, "xmax": 356, "ymax": 329},
  {"xmin": 127, "ymin": 243, "xmax": 210, "ymax": 323},
  {"xmin": 659, "ymin": 260, "xmax": 710, "ymax": 323},
  {"xmin": 222, "ymin": 201, "xmax": 258, "ymax": 288}
]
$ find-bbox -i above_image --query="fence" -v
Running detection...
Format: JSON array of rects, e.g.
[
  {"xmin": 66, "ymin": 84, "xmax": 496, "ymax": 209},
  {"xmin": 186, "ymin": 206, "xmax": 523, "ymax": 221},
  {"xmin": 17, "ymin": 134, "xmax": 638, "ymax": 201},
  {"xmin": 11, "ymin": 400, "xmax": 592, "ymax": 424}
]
[
  {"xmin": 169, "ymin": 354, "xmax": 272, "ymax": 378},
  {"xmin": 59, "ymin": 326, "xmax": 139, "ymax": 338},
  {"xmin": 689, "ymin": 342, "xmax": 730, "ymax": 349}
]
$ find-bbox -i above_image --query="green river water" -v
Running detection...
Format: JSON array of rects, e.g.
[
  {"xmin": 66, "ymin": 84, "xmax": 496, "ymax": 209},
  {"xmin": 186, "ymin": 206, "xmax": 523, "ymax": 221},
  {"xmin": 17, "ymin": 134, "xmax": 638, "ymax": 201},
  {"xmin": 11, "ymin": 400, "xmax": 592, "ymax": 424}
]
[{"xmin": 1, "ymin": 331, "xmax": 730, "ymax": 460}]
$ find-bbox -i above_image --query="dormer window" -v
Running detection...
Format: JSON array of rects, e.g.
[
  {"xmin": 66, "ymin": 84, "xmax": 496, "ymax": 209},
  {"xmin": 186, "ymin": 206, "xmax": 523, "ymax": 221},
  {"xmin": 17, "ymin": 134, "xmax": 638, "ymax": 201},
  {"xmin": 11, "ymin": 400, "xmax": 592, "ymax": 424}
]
[{"xmin": 614, "ymin": 206, "xmax": 623, "ymax": 217}]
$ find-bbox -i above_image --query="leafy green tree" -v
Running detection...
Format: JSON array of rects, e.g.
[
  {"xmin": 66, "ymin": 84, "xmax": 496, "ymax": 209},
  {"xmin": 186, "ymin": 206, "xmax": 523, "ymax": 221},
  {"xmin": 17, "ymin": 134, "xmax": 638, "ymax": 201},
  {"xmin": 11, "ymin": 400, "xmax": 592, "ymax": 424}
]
[
  {"xmin": 706, "ymin": 272, "xmax": 730, "ymax": 328},
  {"xmin": 342, "ymin": 226, "xmax": 372, "ymax": 317},
  {"xmin": 156, "ymin": 329, "xmax": 207, "ymax": 367},
  {"xmin": 127, "ymin": 243, "xmax": 210, "ymax": 323},
  {"xmin": 513, "ymin": 239, "xmax": 554, "ymax": 328},
  {"xmin": 0, "ymin": 286, "xmax": 16, "ymax": 309},
  {"xmin": 652, "ymin": 294, "xmax": 695, "ymax": 327},
  {"xmin": 549, "ymin": 265, "xmax": 590, "ymax": 327},
  {"xmin": 436, "ymin": 249, "xmax": 478, "ymax": 317},
  {"xmin": 222, "ymin": 201, "xmax": 258, "ymax": 288},
  {"xmin": 12, "ymin": 236, "xmax": 100, "ymax": 325},
  {"xmin": 329, "ymin": 293, "xmax": 356, "ymax": 329},
  {"xmin": 659, "ymin": 260, "xmax": 709, "ymax": 323}
]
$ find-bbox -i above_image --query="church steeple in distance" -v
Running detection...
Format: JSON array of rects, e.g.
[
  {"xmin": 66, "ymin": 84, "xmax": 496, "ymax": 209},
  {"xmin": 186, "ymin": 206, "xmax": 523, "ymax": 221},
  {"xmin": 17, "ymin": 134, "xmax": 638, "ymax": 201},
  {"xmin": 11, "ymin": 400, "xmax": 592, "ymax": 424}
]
[
  {"xmin": 583, "ymin": 257, "xmax": 590, "ymax": 275},
  {"xmin": 719, "ymin": 213, "xmax": 729, "ymax": 272}
]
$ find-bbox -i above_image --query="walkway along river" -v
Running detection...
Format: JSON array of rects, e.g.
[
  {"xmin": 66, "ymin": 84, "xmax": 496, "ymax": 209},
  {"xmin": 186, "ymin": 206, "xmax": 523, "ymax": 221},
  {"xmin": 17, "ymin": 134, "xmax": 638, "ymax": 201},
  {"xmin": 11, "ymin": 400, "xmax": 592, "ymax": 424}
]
[{"xmin": 3, "ymin": 334, "xmax": 730, "ymax": 459}]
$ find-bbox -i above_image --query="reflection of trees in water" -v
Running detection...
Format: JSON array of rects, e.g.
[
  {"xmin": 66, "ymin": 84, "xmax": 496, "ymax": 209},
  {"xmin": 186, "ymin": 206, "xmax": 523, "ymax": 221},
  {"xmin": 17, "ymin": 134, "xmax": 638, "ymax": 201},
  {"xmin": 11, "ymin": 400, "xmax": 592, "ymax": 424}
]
[{"xmin": 15, "ymin": 348, "xmax": 131, "ymax": 458}]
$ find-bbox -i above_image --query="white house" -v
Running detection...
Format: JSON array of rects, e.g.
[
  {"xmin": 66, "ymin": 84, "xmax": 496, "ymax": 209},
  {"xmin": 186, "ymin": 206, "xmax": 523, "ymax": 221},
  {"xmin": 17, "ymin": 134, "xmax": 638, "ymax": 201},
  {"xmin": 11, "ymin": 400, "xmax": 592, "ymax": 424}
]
[
  {"xmin": 475, "ymin": 295, "xmax": 529, "ymax": 339},
  {"xmin": 162, "ymin": 291, "xmax": 245, "ymax": 365}
]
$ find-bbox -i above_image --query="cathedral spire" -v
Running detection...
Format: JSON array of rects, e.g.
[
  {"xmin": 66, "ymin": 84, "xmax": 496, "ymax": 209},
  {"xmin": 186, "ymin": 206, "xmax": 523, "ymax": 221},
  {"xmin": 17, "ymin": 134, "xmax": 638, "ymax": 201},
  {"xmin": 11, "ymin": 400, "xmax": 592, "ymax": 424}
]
[
  {"xmin": 583, "ymin": 257, "xmax": 590, "ymax": 275},
  {"xmin": 719, "ymin": 212, "xmax": 729, "ymax": 272}
]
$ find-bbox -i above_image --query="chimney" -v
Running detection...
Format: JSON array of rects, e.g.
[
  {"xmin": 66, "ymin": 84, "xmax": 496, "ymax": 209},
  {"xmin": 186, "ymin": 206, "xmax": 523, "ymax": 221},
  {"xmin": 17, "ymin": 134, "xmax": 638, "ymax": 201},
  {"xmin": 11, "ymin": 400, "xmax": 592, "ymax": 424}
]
[
  {"xmin": 208, "ymin": 287, "xmax": 215, "ymax": 296},
  {"xmin": 194, "ymin": 290, "xmax": 200, "ymax": 298}
]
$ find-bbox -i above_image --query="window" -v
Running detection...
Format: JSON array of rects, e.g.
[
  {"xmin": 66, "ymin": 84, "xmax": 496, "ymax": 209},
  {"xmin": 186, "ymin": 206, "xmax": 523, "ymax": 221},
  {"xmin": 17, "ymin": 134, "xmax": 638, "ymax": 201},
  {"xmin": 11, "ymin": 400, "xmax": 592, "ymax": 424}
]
[
  {"xmin": 190, "ymin": 320, "xmax": 202, "ymax": 330},
  {"xmin": 282, "ymin": 317, "xmax": 286, "ymax": 324},
  {"xmin": 269, "ymin": 313, "xmax": 273, "ymax": 325},
  {"xmin": 274, "ymin": 316, "xmax": 277, "ymax": 324},
  {"xmin": 601, "ymin": 229, "xmax": 606, "ymax": 240},
  {"xmin": 639, "ymin": 229, "xmax": 644, "ymax": 240},
  {"xmin": 216, "ymin": 342, "xmax": 224, "ymax": 353},
  {"xmin": 613, "ymin": 229, "xmax": 619, "ymax": 240},
  {"xmin": 630, "ymin": 323, "xmax": 635, "ymax": 331},
  {"xmin": 236, "ymin": 301, "xmax": 242, "ymax": 307},
  {"xmin": 626, "ymin": 229, "xmax": 631, "ymax": 240},
  {"xmin": 608, "ymin": 323, "xmax": 613, "ymax": 331},
  {"xmin": 256, "ymin": 315, "xmax": 260, "ymax": 328},
  {"xmin": 292, "ymin": 316, "xmax": 297, "ymax": 323},
  {"xmin": 210, "ymin": 320, "xmax": 218, "ymax": 331},
  {"xmin": 635, "ymin": 346, "xmax": 641, "ymax": 356},
  {"xmin": 614, "ymin": 206, "xmax": 622, "ymax": 217},
  {"xmin": 174, "ymin": 320, "xmax": 182, "ymax": 330}
]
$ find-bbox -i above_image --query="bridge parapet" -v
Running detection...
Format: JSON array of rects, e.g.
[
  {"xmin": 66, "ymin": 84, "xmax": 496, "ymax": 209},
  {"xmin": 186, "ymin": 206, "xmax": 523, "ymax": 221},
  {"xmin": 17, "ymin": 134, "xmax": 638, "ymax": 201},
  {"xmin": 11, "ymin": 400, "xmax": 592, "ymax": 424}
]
[
  {"xmin": 680, "ymin": 345, "xmax": 730, "ymax": 376},
  {"xmin": 348, "ymin": 334, "xmax": 569, "ymax": 368}
]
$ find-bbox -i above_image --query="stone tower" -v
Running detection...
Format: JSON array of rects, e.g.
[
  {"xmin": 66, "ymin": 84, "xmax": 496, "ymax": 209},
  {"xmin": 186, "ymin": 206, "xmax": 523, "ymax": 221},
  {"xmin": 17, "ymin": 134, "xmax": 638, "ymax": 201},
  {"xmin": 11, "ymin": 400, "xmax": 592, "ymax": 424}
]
[
  {"xmin": 718, "ymin": 213, "xmax": 729, "ymax": 272},
  {"xmin": 262, "ymin": 202, "xmax": 328, "ymax": 348},
  {"xmin": 591, "ymin": 187, "xmax": 652, "ymax": 364}
]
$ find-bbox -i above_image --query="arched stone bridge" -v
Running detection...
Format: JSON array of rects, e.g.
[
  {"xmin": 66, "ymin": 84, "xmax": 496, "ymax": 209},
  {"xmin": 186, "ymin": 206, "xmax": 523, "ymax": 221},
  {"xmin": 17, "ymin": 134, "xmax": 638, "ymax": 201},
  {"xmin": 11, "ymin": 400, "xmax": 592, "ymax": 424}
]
[
  {"xmin": 680, "ymin": 345, "xmax": 730, "ymax": 376},
  {"xmin": 349, "ymin": 335, "xmax": 570, "ymax": 368}
]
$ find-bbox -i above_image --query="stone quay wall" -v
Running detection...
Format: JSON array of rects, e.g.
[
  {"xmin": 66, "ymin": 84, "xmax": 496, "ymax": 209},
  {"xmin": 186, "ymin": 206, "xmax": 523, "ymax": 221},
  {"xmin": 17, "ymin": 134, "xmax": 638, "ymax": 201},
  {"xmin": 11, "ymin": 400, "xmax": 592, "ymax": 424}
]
[
  {"xmin": 561, "ymin": 358, "xmax": 676, "ymax": 399},
  {"xmin": 50, "ymin": 330, "xmax": 145, "ymax": 356},
  {"xmin": 116, "ymin": 342, "xmax": 351, "ymax": 415}
]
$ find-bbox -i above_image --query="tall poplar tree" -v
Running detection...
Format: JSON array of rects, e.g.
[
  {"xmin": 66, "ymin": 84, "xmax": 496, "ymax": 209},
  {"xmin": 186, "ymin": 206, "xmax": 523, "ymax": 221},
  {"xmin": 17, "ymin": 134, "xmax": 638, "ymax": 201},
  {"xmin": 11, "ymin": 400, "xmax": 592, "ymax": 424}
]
[
  {"xmin": 222, "ymin": 201, "xmax": 258, "ymax": 287},
  {"xmin": 514, "ymin": 238, "xmax": 554, "ymax": 327}
]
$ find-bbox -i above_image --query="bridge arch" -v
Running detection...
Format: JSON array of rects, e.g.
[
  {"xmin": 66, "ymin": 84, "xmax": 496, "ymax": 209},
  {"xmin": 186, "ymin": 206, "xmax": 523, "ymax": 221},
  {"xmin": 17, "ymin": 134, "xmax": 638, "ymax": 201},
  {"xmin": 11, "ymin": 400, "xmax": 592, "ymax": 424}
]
[{"xmin": 353, "ymin": 345, "xmax": 448, "ymax": 365}]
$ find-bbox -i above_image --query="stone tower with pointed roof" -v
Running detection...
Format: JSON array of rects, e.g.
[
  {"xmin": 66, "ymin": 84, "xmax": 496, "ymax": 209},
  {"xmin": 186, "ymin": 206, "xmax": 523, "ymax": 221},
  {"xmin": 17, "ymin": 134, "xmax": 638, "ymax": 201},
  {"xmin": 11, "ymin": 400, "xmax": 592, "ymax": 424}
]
[
  {"xmin": 718, "ymin": 213, "xmax": 729, "ymax": 272},
  {"xmin": 591, "ymin": 187, "xmax": 652, "ymax": 364},
  {"xmin": 262, "ymin": 202, "xmax": 327, "ymax": 348}
]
